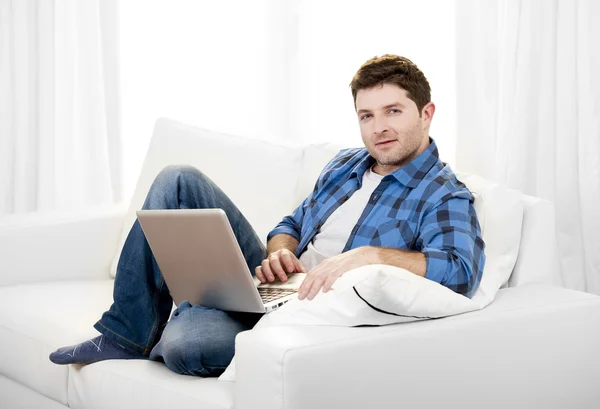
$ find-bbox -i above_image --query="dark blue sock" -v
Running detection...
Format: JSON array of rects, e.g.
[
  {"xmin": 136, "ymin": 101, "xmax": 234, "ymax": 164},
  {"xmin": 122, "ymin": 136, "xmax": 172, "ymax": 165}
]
[{"xmin": 49, "ymin": 335, "xmax": 145, "ymax": 365}]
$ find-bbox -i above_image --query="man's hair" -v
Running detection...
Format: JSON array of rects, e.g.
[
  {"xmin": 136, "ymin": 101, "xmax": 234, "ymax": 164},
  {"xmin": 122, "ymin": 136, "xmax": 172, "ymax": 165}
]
[{"xmin": 350, "ymin": 54, "xmax": 431, "ymax": 115}]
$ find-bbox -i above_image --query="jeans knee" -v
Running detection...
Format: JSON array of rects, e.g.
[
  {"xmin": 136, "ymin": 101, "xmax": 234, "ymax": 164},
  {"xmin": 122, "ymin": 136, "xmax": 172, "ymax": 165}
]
[
  {"xmin": 159, "ymin": 338, "xmax": 212, "ymax": 377},
  {"xmin": 144, "ymin": 165, "xmax": 209, "ymax": 209},
  {"xmin": 150, "ymin": 308, "xmax": 233, "ymax": 377},
  {"xmin": 156, "ymin": 164, "xmax": 203, "ymax": 185}
]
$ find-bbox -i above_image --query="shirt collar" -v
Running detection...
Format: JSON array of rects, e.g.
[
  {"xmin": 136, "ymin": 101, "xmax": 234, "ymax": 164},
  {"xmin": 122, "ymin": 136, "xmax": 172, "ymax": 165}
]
[{"xmin": 351, "ymin": 138, "xmax": 441, "ymax": 188}]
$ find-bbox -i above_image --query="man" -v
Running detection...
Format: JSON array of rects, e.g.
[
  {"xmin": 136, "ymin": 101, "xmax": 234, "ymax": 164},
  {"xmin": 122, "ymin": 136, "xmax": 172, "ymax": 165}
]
[{"xmin": 50, "ymin": 54, "xmax": 485, "ymax": 377}]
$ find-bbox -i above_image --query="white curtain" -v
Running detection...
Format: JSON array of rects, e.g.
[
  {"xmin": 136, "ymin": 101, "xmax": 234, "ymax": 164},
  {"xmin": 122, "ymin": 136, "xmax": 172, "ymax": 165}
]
[
  {"xmin": 0, "ymin": 0, "xmax": 121, "ymax": 215},
  {"xmin": 456, "ymin": 0, "xmax": 600, "ymax": 295}
]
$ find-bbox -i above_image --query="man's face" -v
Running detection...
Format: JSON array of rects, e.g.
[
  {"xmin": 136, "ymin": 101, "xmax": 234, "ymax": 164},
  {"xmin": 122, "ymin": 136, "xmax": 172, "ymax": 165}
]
[{"xmin": 355, "ymin": 83, "xmax": 433, "ymax": 175}]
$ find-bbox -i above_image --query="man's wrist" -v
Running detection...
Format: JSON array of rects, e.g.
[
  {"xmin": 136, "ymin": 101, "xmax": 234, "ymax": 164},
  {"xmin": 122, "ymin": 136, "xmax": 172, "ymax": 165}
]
[
  {"xmin": 360, "ymin": 246, "xmax": 384, "ymax": 265},
  {"xmin": 362, "ymin": 246, "xmax": 427, "ymax": 277},
  {"xmin": 266, "ymin": 233, "xmax": 300, "ymax": 256}
]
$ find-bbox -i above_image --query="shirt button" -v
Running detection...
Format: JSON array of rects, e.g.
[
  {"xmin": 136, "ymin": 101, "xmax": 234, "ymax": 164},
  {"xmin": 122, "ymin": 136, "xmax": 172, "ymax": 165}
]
[{"xmin": 396, "ymin": 221, "xmax": 401, "ymax": 228}]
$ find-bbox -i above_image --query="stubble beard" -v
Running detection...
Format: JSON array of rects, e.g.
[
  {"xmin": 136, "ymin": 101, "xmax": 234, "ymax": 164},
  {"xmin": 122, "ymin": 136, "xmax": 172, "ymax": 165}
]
[{"xmin": 372, "ymin": 122, "xmax": 424, "ymax": 169}]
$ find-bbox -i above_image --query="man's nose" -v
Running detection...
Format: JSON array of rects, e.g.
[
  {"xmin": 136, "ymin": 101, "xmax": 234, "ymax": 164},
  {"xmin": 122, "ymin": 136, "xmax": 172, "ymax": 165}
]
[{"xmin": 373, "ymin": 116, "xmax": 389, "ymax": 135}]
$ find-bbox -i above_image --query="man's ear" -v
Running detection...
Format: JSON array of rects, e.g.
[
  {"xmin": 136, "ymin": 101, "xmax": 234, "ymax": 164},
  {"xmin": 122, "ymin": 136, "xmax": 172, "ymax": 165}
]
[{"xmin": 421, "ymin": 102, "xmax": 435, "ymax": 129}]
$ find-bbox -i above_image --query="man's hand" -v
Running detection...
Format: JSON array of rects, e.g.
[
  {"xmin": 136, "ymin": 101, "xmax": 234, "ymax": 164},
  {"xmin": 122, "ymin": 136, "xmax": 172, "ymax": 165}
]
[
  {"xmin": 298, "ymin": 247, "xmax": 376, "ymax": 301},
  {"xmin": 297, "ymin": 246, "xmax": 426, "ymax": 301},
  {"xmin": 255, "ymin": 249, "xmax": 307, "ymax": 283}
]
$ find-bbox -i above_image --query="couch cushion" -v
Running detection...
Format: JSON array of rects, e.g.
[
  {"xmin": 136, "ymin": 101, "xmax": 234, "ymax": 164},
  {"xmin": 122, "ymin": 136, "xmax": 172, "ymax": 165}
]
[
  {"xmin": 455, "ymin": 172, "xmax": 524, "ymax": 305},
  {"xmin": 509, "ymin": 194, "xmax": 561, "ymax": 287},
  {"xmin": 111, "ymin": 118, "xmax": 305, "ymax": 278},
  {"xmin": 231, "ymin": 284, "xmax": 600, "ymax": 409},
  {"xmin": 294, "ymin": 143, "xmax": 342, "ymax": 205},
  {"xmin": 0, "ymin": 279, "xmax": 235, "ymax": 409},
  {"xmin": 68, "ymin": 360, "xmax": 234, "ymax": 409},
  {"xmin": 0, "ymin": 280, "xmax": 115, "ymax": 405},
  {"xmin": 0, "ymin": 374, "xmax": 67, "ymax": 409}
]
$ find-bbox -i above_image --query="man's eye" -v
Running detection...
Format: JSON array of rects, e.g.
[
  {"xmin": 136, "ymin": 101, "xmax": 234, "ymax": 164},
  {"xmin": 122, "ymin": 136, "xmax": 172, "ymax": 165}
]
[
  {"xmin": 360, "ymin": 114, "xmax": 371, "ymax": 120},
  {"xmin": 389, "ymin": 109, "xmax": 401, "ymax": 114}
]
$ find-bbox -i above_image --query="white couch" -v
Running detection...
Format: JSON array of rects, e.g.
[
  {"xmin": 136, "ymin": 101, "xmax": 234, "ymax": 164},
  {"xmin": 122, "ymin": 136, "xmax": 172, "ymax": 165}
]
[{"xmin": 1, "ymin": 118, "xmax": 599, "ymax": 409}]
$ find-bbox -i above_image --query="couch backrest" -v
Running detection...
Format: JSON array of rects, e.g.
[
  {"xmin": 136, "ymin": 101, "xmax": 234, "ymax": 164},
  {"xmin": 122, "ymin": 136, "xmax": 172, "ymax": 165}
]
[
  {"xmin": 294, "ymin": 143, "xmax": 343, "ymax": 206},
  {"xmin": 509, "ymin": 194, "xmax": 561, "ymax": 287},
  {"xmin": 113, "ymin": 118, "xmax": 559, "ymax": 288}
]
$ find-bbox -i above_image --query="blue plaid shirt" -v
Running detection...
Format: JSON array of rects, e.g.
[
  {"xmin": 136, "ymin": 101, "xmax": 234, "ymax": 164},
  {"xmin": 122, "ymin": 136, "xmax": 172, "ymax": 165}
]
[{"xmin": 267, "ymin": 139, "xmax": 486, "ymax": 298}]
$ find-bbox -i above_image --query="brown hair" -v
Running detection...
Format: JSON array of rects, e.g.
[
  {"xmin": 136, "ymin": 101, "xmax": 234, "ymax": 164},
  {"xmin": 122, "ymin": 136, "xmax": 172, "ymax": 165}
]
[{"xmin": 350, "ymin": 54, "xmax": 431, "ymax": 116}]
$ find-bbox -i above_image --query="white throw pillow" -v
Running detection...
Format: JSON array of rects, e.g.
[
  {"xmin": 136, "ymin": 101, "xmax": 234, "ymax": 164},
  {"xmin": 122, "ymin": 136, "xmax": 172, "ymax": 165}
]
[{"xmin": 455, "ymin": 172, "xmax": 524, "ymax": 306}]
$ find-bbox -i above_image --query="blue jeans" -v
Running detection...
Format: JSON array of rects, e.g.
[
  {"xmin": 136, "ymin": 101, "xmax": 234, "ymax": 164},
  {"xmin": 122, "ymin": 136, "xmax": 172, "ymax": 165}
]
[{"xmin": 95, "ymin": 165, "xmax": 266, "ymax": 377}]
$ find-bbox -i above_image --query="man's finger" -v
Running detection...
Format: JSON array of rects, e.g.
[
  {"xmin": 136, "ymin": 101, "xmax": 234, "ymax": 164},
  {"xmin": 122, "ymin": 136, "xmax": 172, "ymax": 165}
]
[
  {"xmin": 322, "ymin": 268, "xmax": 342, "ymax": 292},
  {"xmin": 255, "ymin": 266, "xmax": 266, "ymax": 283},
  {"xmin": 294, "ymin": 257, "xmax": 306, "ymax": 273},
  {"xmin": 322, "ymin": 275, "xmax": 337, "ymax": 292},
  {"xmin": 280, "ymin": 252, "xmax": 297, "ymax": 273},
  {"xmin": 269, "ymin": 255, "xmax": 288, "ymax": 282},
  {"xmin": 305, "ymin": 275, "xmax": 326, "ymax": 300},
  {"xmin": 261, "ymin": 259, "xmax": 275, "ymax": 282},
  {"xmin": 298, "ymin": 274, "xmax": 315, "ymax": 300}
]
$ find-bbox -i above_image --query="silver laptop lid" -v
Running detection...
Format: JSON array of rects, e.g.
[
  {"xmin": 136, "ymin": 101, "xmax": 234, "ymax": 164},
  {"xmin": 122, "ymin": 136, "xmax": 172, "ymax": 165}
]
[{"xmin": 136, "ymin": 209, "xmax": 266, "ymax": 313}]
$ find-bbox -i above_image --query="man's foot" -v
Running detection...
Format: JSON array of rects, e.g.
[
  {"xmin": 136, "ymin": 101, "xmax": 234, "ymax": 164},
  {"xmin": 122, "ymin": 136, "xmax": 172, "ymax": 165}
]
[{"xmin": 49, "ymin": 335, "xmax": 145, "ymax": 365}]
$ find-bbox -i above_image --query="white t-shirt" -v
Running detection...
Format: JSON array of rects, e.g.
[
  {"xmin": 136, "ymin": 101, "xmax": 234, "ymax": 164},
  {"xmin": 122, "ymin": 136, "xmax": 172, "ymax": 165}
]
[{"xmin": 299, "ymin": 166, "xmax": 384, "ymax": 271}]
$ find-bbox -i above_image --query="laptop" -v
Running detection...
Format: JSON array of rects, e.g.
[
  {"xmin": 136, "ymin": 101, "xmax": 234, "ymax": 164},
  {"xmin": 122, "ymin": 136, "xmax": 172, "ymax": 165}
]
[{"xmin": 136, "ymin": 209, "xmax": 304, "ymax": 313}]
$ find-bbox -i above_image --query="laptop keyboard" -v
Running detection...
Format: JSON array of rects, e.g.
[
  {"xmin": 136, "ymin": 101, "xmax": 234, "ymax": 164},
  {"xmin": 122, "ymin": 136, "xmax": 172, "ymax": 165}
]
[{"xmin": 258, "ymin": 287, "xmax": 297, "ymax": 302}]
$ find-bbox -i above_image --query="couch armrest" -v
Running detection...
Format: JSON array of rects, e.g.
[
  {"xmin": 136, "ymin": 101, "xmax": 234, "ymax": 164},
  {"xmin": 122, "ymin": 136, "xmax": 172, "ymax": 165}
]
[
  {"xmin": 0, "ymin": 204, "xmax": 127, "ymax": 286},
  {"xmin": 509, "ymin": 194, "xmax": 561, "ymax": 287},
  {"xmin": 234, "ymin": 285, "xmax": 600, "ymax": 409}
]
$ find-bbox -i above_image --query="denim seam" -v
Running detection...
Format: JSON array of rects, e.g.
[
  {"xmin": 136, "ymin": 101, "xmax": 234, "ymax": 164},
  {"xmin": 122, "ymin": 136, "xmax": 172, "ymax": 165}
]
[
  {"xmin": 144, "ymin": 274, "xmax": 166, "ymax": 355},
  {"xmin": 95, "ymin": 321, "xmax": 149, "ymax": 354}
]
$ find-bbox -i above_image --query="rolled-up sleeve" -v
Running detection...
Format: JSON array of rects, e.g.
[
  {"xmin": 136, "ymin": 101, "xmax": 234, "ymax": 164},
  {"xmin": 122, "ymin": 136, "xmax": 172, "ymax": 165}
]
[
  {"xmin": 266, "ymin": 200, "xmax": 306, "ymax": 243},
  {"xmin": 419, "ymin": 197, "xmax": 486, "ymax": 298}
]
